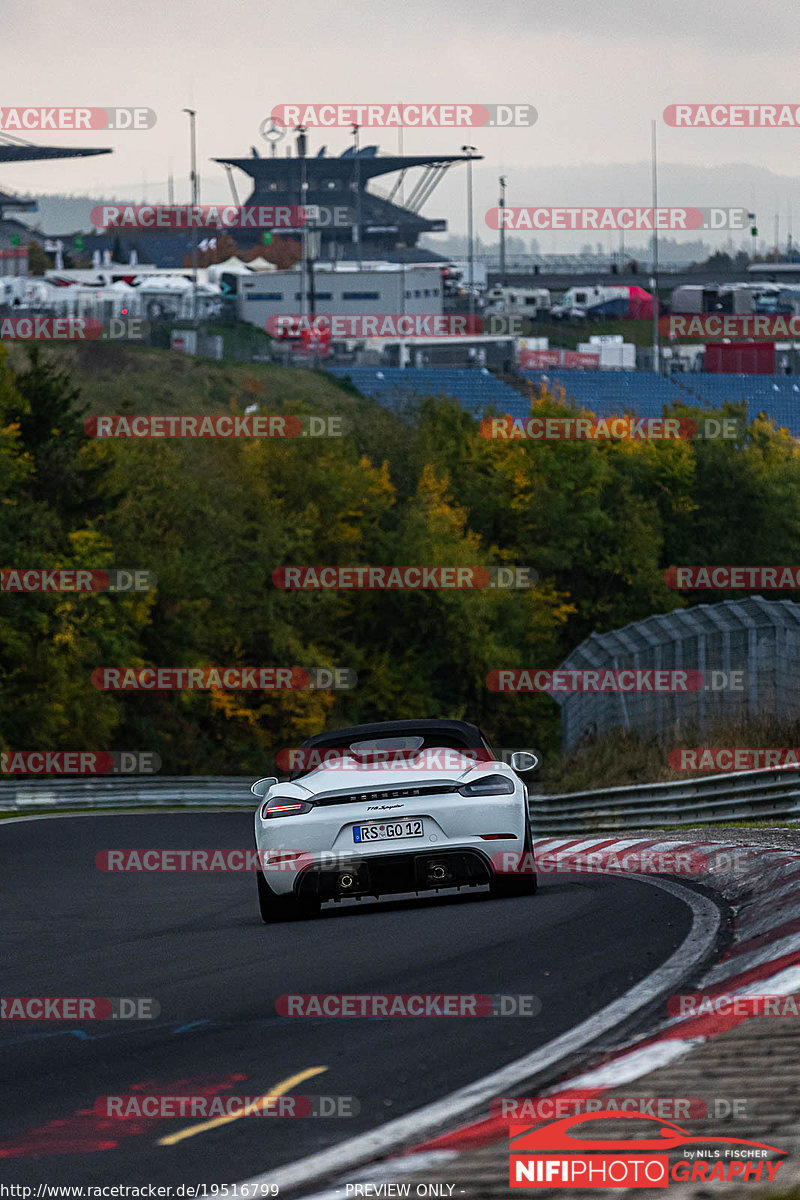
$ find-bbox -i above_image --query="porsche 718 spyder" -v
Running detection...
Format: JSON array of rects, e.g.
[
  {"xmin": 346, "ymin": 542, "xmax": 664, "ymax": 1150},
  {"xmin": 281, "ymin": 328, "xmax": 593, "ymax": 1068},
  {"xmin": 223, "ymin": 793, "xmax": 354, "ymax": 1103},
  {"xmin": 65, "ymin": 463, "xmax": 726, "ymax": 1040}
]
[{"xmin": 252, "ymin": 719, "xmax": 538, "ymax": 921}]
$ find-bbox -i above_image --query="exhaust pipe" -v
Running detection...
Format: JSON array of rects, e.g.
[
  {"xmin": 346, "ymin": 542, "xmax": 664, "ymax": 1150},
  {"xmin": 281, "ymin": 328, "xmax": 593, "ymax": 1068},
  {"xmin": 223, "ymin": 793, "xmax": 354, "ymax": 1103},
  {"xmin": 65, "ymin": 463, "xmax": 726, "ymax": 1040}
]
[
  {"xmin": 338, "ymin": 872, "xmax": 356, "ymax": 890},
  {"xmin": 428, "ymin": 863, "xmax": 448, "ymax": 882}
]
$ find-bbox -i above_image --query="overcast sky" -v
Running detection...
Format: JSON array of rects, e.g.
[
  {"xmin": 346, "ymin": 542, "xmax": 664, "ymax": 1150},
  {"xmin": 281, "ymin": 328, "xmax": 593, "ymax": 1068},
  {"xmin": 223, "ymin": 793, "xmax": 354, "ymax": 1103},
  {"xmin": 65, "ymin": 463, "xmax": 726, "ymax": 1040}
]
[{"xmin": 4, "ymin": 0, "xmax": 800, "ymax": 251}]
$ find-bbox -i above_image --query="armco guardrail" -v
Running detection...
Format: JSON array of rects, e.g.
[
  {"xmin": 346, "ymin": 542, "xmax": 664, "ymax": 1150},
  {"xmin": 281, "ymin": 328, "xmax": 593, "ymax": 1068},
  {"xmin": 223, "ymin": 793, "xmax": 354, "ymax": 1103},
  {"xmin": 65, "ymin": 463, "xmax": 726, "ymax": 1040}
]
[
  {"xmin": 0, "ymin": 777, "xmax": 252, "ymax": 811},
  {"xmin": 2, "ymin": 767, "xmax": 800, "ymax": 830},
  {"xmin": 528, "ymin": 764, "xmax": 800, "ymax": 833}
]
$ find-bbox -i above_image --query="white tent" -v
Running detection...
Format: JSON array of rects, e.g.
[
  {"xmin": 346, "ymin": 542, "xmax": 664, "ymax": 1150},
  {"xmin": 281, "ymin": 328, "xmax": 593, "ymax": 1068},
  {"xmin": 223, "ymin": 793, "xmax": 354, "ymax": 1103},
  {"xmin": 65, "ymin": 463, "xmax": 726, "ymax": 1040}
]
[
  {"xmin": 134, "ymin": 275, "xmax": 193, "ymax": 292},
  {"xmin": 205, "ymin": 258, "xmax": 254, "ymax": 287},
  {"xmin": 209, "ymin": 256, "xmax": 253, "ymax": 275},
  {"xmin": 245, "ymin": 255, "xmax": 277, "ymax": 272}
]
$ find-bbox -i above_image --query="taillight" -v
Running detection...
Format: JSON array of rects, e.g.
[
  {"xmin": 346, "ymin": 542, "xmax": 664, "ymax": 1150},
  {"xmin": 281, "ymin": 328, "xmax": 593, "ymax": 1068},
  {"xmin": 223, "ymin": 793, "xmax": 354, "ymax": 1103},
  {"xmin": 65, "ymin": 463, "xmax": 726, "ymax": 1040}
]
[
  {"xmin": 458, "ymin": 774, "xmax": 515, "ymax": 796},
  {"xmin": 260, "ymin": 798, "xmax": 313, "ymax": 819}
]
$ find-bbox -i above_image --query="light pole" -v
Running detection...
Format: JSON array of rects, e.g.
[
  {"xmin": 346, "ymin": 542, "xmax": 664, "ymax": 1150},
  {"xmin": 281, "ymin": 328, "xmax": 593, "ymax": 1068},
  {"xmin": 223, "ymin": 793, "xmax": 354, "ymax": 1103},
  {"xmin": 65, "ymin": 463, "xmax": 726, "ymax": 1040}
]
[
  {"xmin": 399, "ymin": 124, "xmax": 407, "ymax": 369},
  {"xmin": 499, "ymin": 175, "xmax": 507, "ymax": 280},
  {"xmin": 352, "ymin": 124, "xmax": 362, "ymax": 270},
  {"xmin": 462, "ymin": 145, "xmax": 476, "ymax": 321},
  {"xmin": 183, "ymin": 107, "xmax": 199, "ymax": 326},
  {"xmin": 296, "ymin": 125, "xmax": 308, "ymax": 318},
  {"xmin": 650, "ymin": 120, "xmax": 659, "ymax": 373}
]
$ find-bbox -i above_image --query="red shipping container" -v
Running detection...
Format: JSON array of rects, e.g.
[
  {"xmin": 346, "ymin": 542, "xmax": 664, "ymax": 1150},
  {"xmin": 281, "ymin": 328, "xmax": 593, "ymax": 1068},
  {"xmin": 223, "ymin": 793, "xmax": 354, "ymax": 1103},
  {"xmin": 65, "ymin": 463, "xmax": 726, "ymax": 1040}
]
[{"xmin": 704, "ymin": 342, "xmax": 775, "ymax": 374}]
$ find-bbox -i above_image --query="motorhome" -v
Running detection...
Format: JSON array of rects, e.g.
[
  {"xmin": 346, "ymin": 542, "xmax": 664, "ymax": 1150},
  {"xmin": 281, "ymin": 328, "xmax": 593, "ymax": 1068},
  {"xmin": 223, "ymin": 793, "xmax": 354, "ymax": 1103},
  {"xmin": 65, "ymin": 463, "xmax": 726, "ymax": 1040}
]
[
  {"xmin": 550, "ymin": 285, "xmax": 630, "ymax": 319},
  {"xmin": 671, "ymin": 283, "xmax": 761, "ymax": 315},
  {"xmin": 485, "ymin": 284, "xmax": 551, "ymax": 318}
]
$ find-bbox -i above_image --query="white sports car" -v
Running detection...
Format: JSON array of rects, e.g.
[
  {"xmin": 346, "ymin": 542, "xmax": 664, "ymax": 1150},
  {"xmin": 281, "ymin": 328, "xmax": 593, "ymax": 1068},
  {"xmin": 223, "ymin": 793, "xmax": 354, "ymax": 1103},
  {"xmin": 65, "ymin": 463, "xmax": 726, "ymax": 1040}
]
[{"xmin": 252, "ymin": 719, "xmax": 538, "ymax": 921}]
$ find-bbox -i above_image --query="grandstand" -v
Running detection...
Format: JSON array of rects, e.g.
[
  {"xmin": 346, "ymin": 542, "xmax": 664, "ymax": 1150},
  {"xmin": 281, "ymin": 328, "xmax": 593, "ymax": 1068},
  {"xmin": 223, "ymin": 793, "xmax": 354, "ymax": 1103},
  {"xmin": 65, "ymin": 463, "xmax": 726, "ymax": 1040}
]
[
  {"xmin": 326, "ymin": 366, "xmax": 800, "ymax": 434},
  {"xmin": 326, "ymin": 366, "xmax": 523, "ymax": 415},
  {"xmin": 522, "ymin": 371, "xmax": 800, "ymax": 433}
]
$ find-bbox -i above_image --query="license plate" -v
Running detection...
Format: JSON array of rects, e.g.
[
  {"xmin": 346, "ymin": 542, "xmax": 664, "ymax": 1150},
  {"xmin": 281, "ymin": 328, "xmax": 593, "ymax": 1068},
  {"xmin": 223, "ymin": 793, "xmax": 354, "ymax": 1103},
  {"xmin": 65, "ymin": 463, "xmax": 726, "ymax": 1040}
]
[{"xmin": 353, "ymin": 819, "xmax": 424, "ymax": 843}]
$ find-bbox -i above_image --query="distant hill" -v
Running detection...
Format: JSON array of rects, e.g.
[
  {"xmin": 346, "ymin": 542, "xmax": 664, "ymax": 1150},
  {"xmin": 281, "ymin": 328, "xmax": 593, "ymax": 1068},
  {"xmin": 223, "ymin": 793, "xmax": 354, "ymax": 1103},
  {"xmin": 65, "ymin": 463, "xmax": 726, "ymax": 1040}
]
[{"xmin": 12, "ymin": 194, "xmax": 137, "ymax": 236}]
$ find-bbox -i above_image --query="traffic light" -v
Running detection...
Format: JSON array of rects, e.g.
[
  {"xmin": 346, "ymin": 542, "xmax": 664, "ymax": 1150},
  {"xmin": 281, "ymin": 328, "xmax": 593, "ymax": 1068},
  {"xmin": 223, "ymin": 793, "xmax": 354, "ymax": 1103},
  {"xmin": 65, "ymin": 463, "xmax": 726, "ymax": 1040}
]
[
  {"xmin": 9, "ymin": 234, "xmax": 20, "ymax": 246},
  {"xmin": 262, "ymin": 231, "xmax": 273, "ymax": 245},
  {"xmin": 73, "ymin": 236, "xmax": 84, "ymax": 251}
]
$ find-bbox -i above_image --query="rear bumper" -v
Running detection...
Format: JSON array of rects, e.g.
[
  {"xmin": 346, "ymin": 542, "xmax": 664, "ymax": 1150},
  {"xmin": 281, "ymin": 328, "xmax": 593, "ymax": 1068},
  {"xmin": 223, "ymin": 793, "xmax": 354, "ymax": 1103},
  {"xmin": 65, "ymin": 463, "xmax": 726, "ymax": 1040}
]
[{"xmin": 292, "ymin": 847, "xmax": 495, "ymax": 901}]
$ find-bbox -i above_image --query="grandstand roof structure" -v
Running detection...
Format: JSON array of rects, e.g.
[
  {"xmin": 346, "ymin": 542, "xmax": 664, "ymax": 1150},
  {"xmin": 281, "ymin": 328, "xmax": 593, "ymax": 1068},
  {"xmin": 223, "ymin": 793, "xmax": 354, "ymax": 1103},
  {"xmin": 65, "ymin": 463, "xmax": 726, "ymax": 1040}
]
[
  {"xmin": 0, "ymin": 133, "xmax": 111, "ymax": 164},
  {"xmin": 0, "ymin": 133, "xmax": 111, "ymax": 221},
  {"xmin": 214, "ymin": 137, "xmax": 483, "ymax": 256}
]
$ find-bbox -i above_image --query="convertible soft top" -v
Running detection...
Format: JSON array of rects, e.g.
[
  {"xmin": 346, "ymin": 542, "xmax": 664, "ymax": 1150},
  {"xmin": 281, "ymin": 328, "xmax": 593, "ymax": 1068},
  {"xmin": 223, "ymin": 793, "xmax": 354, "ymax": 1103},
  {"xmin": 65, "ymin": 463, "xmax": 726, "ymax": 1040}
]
[
  {"xmin": 298, "ymin": 719, "xmax": 487, "ymax": 751},
  {"xmin": 289, "ymin": 719, "xmax": 490, "ymax": 779}
]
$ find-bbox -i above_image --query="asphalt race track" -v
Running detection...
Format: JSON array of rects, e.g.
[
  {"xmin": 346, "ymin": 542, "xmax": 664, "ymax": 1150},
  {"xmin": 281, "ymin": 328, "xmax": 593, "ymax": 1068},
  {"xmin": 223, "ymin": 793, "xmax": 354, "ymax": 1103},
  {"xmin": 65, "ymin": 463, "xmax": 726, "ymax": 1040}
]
[{"xmin": 1, "ymin": 812, "xmax": 697, "ymax": 1186}]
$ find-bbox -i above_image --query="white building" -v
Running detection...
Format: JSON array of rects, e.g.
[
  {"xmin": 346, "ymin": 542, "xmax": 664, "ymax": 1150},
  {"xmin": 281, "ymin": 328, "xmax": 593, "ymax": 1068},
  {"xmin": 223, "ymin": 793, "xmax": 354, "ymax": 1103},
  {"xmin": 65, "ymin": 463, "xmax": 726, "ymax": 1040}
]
[{"xmin": 238, "ymin": 263, "xmax": 443, "ymax": 328}]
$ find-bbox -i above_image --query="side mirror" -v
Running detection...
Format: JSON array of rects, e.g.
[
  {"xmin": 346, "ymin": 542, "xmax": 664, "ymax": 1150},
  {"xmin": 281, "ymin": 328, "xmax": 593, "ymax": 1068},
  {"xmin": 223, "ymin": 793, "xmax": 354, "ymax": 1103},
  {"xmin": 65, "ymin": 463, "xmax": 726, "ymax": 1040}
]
[
  {"xmin": 251, "ymin": 777, "xmax": 278, "ymax": 799},
  {"xmin": 510, "ymin": 751, "xmax": 539, "ymax": 775}
]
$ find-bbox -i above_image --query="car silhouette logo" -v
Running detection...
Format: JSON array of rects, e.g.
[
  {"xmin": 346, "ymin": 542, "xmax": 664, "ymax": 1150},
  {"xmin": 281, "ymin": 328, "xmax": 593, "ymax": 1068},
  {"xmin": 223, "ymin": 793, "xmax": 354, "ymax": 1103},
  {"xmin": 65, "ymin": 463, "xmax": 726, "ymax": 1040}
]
[{"xmin": 510, "ymin": 1111, "xmax": 786, "ymax": 1155}]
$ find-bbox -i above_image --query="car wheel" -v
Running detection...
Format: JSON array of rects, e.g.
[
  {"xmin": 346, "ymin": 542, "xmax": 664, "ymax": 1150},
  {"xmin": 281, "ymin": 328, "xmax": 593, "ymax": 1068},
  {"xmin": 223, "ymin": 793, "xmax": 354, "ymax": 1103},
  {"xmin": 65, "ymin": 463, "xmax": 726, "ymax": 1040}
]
[
  {"xmin": 491, "ymin": 817, "xmax": 538, "ymax": 898},
  {"xmin": 257, "ymin": 871, "xmax": 321, "ymax": 922}
]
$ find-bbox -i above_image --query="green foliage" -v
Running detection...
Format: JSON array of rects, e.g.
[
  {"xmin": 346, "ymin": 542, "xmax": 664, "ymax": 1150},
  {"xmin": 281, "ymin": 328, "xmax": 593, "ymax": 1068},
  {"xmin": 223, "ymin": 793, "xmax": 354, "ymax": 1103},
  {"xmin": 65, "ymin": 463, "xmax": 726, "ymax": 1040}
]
[
  {"xmin": 3, "ymin": 344, "xmax": 800, "ymax": 775},
  {"xmin": 0, "ymin": 346, "xmax": 152, "ymax": 751}
]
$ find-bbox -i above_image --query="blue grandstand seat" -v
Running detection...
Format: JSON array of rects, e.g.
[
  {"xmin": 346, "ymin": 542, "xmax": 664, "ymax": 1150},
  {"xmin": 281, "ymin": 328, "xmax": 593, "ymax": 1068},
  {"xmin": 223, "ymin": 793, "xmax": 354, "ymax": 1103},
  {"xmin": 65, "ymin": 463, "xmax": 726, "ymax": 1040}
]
[{"xmin": 327, "ymin": 367, "xmax": 800, "ymax": 435}]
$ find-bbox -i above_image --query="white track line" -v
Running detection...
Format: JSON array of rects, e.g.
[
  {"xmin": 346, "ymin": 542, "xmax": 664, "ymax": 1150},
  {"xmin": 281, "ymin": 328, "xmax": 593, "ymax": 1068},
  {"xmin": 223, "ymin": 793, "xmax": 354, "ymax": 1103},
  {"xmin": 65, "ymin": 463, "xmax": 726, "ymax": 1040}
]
[{"xmin": 234, "ymin": 875, "xmax": 720, "ymax": 1195}]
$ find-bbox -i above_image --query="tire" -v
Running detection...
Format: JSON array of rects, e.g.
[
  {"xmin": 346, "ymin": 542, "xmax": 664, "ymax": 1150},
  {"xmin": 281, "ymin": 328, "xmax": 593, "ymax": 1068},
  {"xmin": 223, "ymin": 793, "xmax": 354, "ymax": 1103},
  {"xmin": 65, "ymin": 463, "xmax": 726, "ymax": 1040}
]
[
  {"xmin": 257, "ymin": 870, "xmax": 320, "ymax": 922},
  {"xmin": 490, "ymin": 814, "xmax": 538, "ymax": 898}
]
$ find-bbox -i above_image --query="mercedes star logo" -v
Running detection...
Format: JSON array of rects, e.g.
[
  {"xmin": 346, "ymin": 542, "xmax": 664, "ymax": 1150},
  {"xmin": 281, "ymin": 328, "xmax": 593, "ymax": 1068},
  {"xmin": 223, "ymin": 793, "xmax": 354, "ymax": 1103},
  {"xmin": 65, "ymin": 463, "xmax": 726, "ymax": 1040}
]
[{"xmin": 260, "ymin": 118, "xmax": 287, "ymax": 143}]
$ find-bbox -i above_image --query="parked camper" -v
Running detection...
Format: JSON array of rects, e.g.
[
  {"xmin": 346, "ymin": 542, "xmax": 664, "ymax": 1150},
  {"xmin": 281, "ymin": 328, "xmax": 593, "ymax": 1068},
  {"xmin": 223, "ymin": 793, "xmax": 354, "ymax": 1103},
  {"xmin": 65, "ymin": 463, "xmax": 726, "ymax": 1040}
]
[
  {"xmin": 761, "ymin": 286, "xmax": 800, "ymax": 315},
  {"xmin": 670, "ymin": 285, "xmax": 711, "ymax": 314},
  {"xmin": 717, "ymin": 285, "xmax": 755, "ymax": 314},
  {"xmin": 671, "ymin": 284, "xmax": 755, "ymax": 315},
  {"xmin": 551, "ymin": 285, "xmax": 653, "ymax": 320},
  {"xmin": 485, "ymin": 285, "xmax": 551, "ymax": 317},
  {"xmin": 551, "ymin": 285, "xmax": 624, "ymax": 319},
  {"xmin": 0, "ymin": 277, "xmax": 54, "ymax": 309}
]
